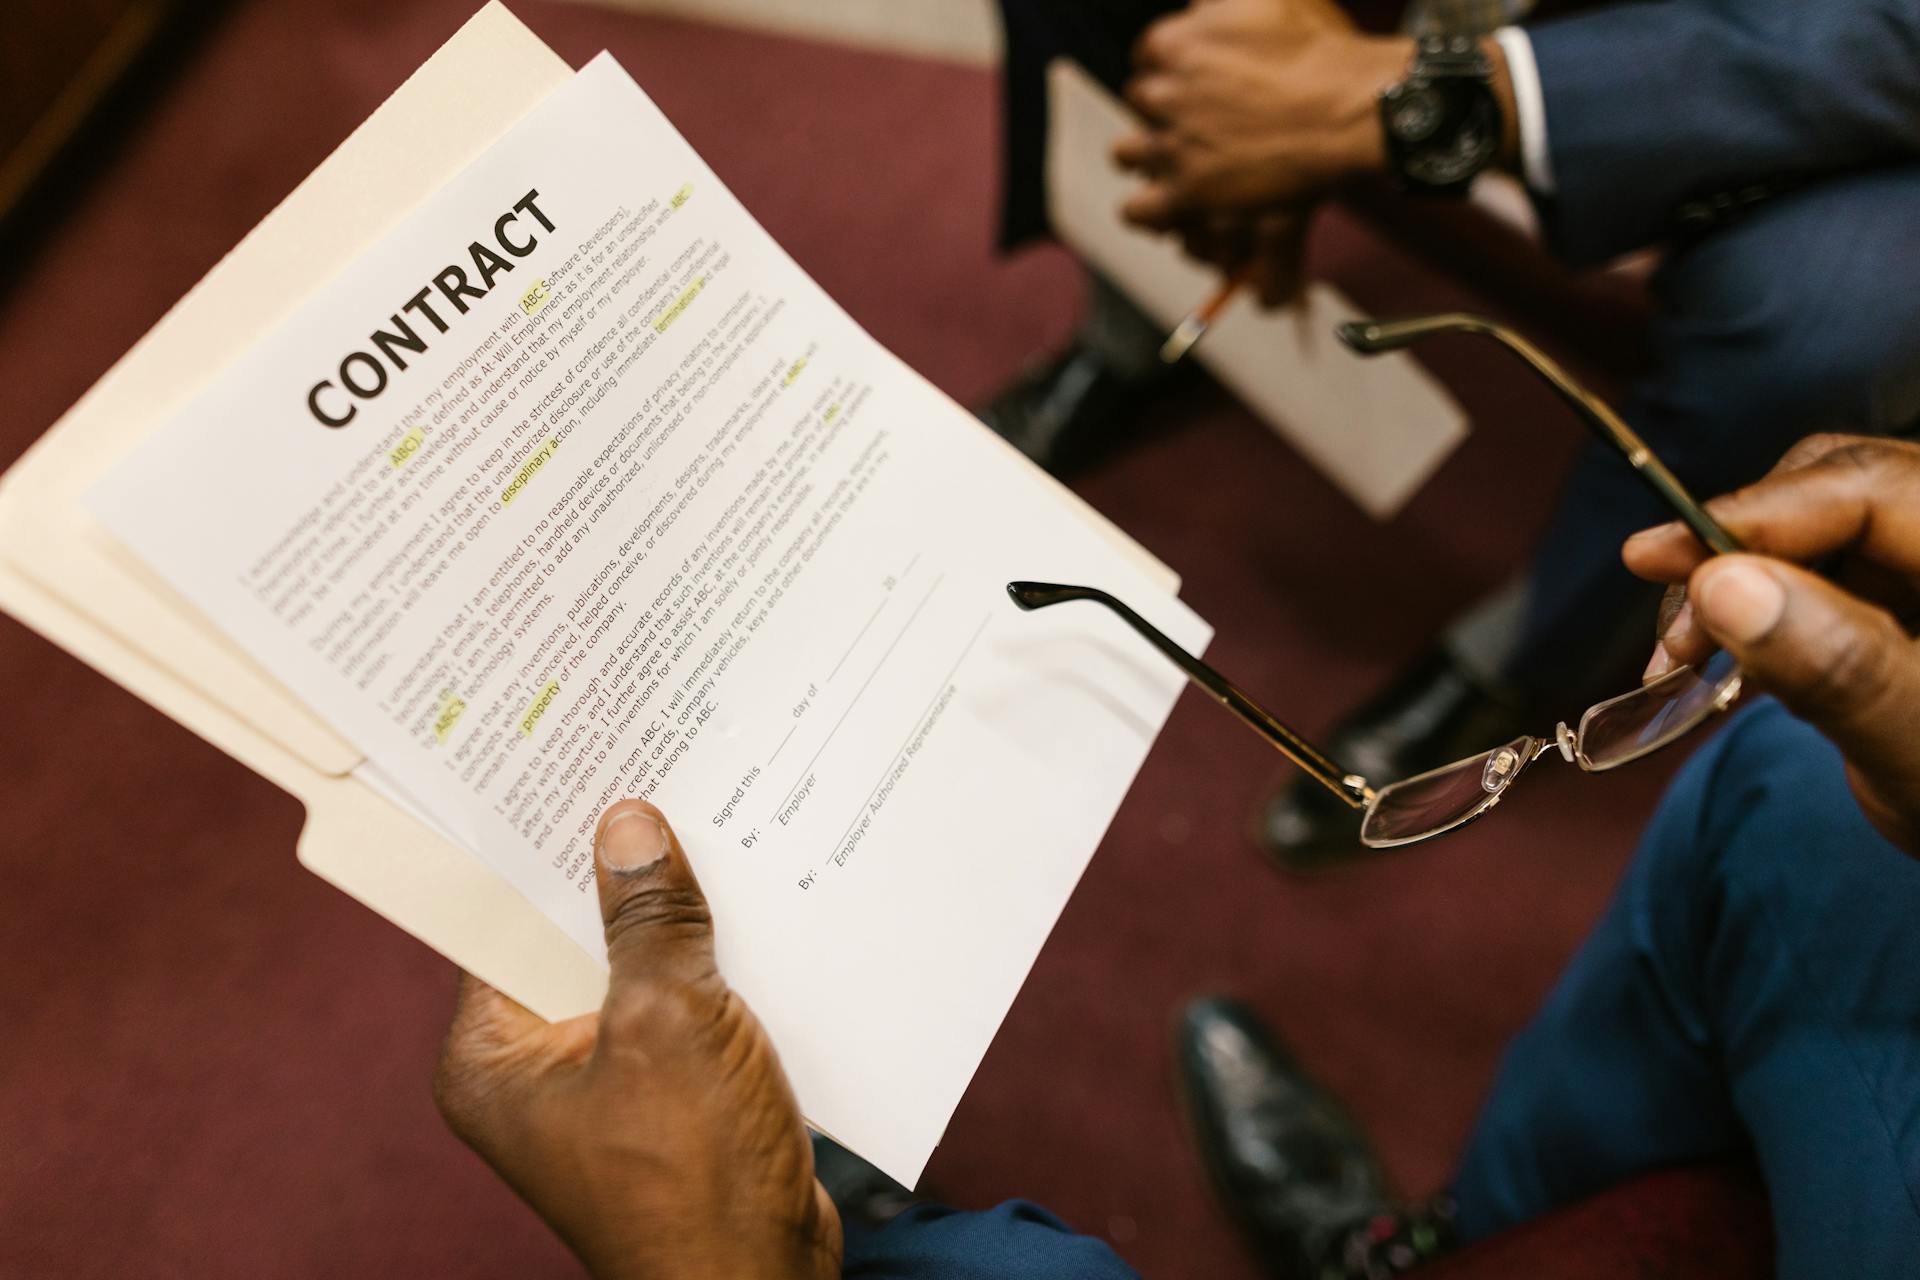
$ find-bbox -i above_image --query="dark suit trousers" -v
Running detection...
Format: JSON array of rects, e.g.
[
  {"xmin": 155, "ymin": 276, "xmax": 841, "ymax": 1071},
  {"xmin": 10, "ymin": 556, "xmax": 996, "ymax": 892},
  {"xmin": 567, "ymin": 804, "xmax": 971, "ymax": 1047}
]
[
  {"xmin": 1453, "ymin": 700, "xmax": 1920, "ymax": 1277},
  {"xmin": 1496, "ymin": 166, "xmax": 1920, "ymax": 694}
]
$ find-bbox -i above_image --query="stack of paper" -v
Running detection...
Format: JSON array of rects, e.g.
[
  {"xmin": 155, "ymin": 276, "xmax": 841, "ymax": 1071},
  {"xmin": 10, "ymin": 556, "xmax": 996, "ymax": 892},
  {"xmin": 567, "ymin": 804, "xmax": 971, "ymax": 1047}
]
[{"xmin": 0, "ymin": 4, "xmax": 1209, "ymax": 1185}]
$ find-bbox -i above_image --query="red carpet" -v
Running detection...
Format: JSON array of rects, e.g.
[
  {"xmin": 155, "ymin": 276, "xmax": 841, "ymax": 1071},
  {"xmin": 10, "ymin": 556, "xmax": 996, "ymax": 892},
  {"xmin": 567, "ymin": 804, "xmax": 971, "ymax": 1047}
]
[{"xmin": 0, "ymin": 3, "xmax": 1694, "ymax": 1277}]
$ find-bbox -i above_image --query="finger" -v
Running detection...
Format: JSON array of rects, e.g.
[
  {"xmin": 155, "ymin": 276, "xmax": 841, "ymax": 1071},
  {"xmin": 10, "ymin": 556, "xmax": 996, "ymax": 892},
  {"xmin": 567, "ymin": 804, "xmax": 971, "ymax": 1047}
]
[
  {"xmin": 1121, "ymin": 181, "xmax": 1185, "ymax": 230},
  {"xmin": 444, "ymin": 970, "xmax": 596, "ymax": 1067},
  {"xmin": 1769, "ymin": 430, "xmax": 1876, "ymax": 476},
  {"xmin": 1622, "ymin": 431, "xmax": 1881, "ymax": 572},
  {"xmin": 1207, "ymin": 210, "xmax": 1253, "ymax": 265},
  {"xmin": 1124, "ymin": 72, "xmax": 1180, "ymax": 124},
  {"xmin": 1179, "ymin": 222, "xmax": 1227, "ymax": 269},
  {"xmin": 1645, "ymin": 585, "xmax": 1693, "ymax": 681},
  {"xmin": 1285, "ymin": 0, "xmax": 1355, "ymax": 26},
  {"xmin": 1623, "ymin": 437, "xmax": 1920, "ymax": 584},
  {"xmin": 448, "ymin": 970, "xmax": 545, "ymax": 1048},
  {"xmin": 593, "ymin": 799, "xmax": 717, "ymax": 994},
  {"xmin": 1249, "ymin": 250, "xmax": 1287, "ymax": 310},
  {"xmin": 1689, "ymin": 556, "xmax": 1920, "ymax": 791},
  {"xmin": 1112, "ymin": 130, "xmax": 1167, "ymax": 175},
  {"xmin": 1180, "ymin": 224, "xmax": 1242, "ymax": 272},
  {"xmin": 434, "ymin": 972, "xmax": 561, "ymax": 1139},
  {"xmin": 1654, "ymin": 582, "xmax": 1690, "ymax": 640},
  {"xmin": 1250, "ymin": 210, "xmax": 1307, "ymax": 308},
  {"xmin": 1130, "ymin": 15, "xmax": 1185, "ymax": 73}
]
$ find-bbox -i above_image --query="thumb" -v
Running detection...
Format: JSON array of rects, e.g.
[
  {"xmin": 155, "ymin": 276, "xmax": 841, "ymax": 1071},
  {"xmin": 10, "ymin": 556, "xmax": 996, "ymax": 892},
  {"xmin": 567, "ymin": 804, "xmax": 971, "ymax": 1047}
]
[
  {"xmin": 1691, "ymin": 556, "xmax": 1920, "ymax": 780},
  {"xmin": 593, "ymin": 799, "xmax": 716, "ymax": 992}
]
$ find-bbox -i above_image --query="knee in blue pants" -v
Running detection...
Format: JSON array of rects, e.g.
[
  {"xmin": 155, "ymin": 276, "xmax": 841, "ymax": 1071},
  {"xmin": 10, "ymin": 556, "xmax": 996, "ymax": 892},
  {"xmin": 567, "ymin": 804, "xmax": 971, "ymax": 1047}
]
[{"xmin": 1454, "ymin": 701, "xmax": 1920, "ymax": 1278}]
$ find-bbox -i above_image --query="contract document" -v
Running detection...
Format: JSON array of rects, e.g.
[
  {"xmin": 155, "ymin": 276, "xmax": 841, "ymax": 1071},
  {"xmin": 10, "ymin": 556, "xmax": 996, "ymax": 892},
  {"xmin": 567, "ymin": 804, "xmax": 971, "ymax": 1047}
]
[{"xmin": 88, "ymin": 52, "xmax": 1210, "ymax": 1184}]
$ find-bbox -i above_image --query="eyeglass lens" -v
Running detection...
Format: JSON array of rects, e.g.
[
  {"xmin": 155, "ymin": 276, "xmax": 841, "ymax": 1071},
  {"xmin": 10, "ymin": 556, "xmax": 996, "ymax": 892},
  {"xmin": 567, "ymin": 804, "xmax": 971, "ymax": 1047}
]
[
  {"xmin": 1359, "ymin": 653, "xmax": 1742, "ymax": 848},
  {"xmin": 1575, "ymin": 652, "xmax": 1741, "ymax": 771},
  {"xmin": 1359, "ymin": 735, "xmax": 1538, "ymax": 848}
]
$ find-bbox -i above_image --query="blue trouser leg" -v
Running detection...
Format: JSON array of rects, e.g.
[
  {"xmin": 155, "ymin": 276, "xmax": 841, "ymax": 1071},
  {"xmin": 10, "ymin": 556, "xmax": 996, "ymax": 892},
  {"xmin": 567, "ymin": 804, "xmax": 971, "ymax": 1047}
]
[
  {"xmin": 1491, "ymin": 166, "xmax": 1920, "ymax": 695},
  {"xmin": 841, "ymin": 1200, "xmax": 1140, "ymax": 1279},
  {"xmin": 1452, "ymin": 701, "xmax": 1920, "ymax": 1277}
]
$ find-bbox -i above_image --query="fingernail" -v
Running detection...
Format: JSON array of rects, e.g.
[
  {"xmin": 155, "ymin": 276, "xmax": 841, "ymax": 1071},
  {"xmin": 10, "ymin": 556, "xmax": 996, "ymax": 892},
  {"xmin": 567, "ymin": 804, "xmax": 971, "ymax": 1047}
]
[
  {"xmin": 1696, "ymin": 563, "xmax": 1785, "ymax": 644},
  {"xmin": 1626, "ymin": 521, "xmax": 1678, "ymax": 543},
  {"xmin": 599, "ymin": 810, "xmax": 669, "ymax": 872},
  {"xmin": 1662, "ymin": 599, "xmax": 1694, "ymax": 647},
  {"xmin": 1643, "ymin": 643, "xmax": 1672, "ymax": 684}
]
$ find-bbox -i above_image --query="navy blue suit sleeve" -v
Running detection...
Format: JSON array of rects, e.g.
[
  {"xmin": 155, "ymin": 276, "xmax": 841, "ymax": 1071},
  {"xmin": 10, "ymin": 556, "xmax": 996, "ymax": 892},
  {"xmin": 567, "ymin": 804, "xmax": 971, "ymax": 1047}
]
[{"xmin": 1527, "ymin": 0, "xmax": 1920, "ymax": 264}]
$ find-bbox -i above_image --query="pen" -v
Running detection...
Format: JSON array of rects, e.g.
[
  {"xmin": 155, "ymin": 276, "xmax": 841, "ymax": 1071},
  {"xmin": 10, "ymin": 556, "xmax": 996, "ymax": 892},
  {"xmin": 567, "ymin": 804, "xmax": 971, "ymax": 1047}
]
[{"xmin": 1158, "ymin": 273, "xmax": 1247, "ymax": 365}]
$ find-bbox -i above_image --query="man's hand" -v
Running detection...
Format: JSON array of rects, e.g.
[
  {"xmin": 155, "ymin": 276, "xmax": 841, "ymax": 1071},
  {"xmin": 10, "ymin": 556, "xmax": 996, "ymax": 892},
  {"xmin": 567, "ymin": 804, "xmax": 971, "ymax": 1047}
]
[
  {"xmin": 1624, "ymin": 435, "xmax": 1920, "ymax": 855},
  {"xmin": 1113, "ymin": 0, "xmax": 1410, "ymax": 231},
  {"xmin": 1111, "ymin": 0, "xmax": 1524, "ymax": 307},
  {"xmin": 1176, "ymin": 208, "xmax": 1312, "ymax": 308},
  {"xmin": 433, "ymin": 800, "xmax": 841, "ymax": 1280}
]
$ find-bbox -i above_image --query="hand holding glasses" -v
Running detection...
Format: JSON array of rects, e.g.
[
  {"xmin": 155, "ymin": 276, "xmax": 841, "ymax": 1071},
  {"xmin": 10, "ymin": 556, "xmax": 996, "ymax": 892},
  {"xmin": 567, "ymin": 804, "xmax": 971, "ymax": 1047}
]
[{"xmin": 1009, "ymin": 312, "xmax": 1747, "ymax": 849}]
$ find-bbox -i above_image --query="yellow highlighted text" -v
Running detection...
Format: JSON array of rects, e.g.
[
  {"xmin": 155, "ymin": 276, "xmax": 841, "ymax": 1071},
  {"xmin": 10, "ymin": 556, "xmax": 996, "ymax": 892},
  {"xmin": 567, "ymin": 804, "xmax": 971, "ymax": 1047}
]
[
  {"xmin": 500, "ymin": 438, "xmax": 560, "ymax": 507},
  {"xmin": 389, "ymin": 428, "xmax": 426, "ymax": 468},
  {"xmin": 519, "ymin": 680, "xmax": 562, "ymax": 738},
  {"xmin": 433, "ymin": 691, "xmax": 467, "ymax": 743},
  {"xmin": 653, "ymin": 276, "xmax": 708, "ymax": 334}
]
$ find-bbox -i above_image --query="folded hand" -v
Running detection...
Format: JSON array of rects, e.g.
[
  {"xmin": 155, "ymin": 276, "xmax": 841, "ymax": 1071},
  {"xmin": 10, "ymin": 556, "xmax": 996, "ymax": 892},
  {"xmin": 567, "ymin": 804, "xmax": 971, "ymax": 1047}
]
[{"xmin": 1113, "ymin": 0, "xmax": 1405, "ymax": 230}]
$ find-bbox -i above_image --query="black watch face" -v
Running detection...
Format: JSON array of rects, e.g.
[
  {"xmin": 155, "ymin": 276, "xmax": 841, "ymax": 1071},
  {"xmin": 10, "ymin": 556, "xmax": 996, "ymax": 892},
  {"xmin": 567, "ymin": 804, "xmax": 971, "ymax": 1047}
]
[
  {"xmin": 1407, "ymin": 117, "xmax": 1495, "ymax": 187},
  {"xmin": 1387, "ymin": 79, "xmax": 1498, "ymax": 191},
  {"xmin": 1387, "ymin": 86, "xmax": 1446, "ymax": 144}
]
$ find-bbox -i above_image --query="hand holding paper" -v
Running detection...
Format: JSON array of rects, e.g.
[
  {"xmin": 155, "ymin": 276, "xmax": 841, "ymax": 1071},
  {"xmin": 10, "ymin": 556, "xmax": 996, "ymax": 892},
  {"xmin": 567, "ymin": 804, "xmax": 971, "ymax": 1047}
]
[
  {"xmin": 437, "ymin": 799, "xmax": 843, "ymax": 1280},
  {"xmin": 68, "ymin": 43, "xmax": 1210, "ymax": 1184}
]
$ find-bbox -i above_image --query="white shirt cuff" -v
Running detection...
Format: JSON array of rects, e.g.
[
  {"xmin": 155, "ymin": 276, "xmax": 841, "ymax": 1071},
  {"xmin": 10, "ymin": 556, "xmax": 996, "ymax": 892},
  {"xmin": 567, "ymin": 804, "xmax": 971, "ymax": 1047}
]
[{"xmin": 1493, "ymin": 26, "xmax": 1555, "ymax": 195}]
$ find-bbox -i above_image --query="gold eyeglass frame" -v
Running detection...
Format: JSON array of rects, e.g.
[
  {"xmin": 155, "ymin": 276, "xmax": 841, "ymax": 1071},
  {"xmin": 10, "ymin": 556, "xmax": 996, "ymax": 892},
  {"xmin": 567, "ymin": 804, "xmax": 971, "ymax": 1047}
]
[{"xmin": 1009, "ymin": 312, "xmax": 1747, "ymax": 849}]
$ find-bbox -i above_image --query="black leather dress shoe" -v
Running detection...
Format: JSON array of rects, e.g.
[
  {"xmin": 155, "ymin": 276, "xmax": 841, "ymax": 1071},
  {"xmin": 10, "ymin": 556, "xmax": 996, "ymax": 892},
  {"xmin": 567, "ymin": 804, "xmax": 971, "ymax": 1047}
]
[
  {"xmin": 1258, "ymin": 646, "xmax": 1531, "ymax": 870},
  {"xmin": 812, "ymin": 1134, "xmax": 917, "ymax": 1228},
  {"xmin": 978, "ymin": 340, "xmax": 1181, "ymax": 476},
  {"xmin": 1176, "ymin": 998, "xmax": 1392, "ymax": 1278}
]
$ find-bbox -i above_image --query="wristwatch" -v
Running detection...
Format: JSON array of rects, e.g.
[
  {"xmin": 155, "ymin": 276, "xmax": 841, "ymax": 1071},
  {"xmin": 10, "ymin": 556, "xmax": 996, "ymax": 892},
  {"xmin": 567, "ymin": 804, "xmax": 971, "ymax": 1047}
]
[{"xmin": 1378, "ymin": 35, "xmax": 1503, "ymax": 197}]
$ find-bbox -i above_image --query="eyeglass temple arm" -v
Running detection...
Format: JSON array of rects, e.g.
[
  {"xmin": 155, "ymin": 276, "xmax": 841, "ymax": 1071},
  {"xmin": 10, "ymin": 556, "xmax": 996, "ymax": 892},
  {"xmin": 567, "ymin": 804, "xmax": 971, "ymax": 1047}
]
[
  {"xmin": 1005, "ymin": 582, "xmax": 1371, "ymax": 809},
  {"xmin": 1339, "ymin": 314, "xmax": 1745, "ymax": 557}
]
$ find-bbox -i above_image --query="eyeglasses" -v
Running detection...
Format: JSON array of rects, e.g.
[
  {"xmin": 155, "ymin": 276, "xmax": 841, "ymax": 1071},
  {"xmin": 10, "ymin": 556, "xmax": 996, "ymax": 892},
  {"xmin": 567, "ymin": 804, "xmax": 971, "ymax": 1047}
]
[{"xmin": 1009, "ymin": 312, "xmax": 1747, "ymax": 849}]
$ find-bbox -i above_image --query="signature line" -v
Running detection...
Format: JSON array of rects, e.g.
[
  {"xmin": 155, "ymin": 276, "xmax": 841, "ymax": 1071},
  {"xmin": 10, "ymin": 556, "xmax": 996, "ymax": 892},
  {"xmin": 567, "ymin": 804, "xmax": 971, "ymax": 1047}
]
[
  {"xmin": 771, "ymin": 574, "xmax": 945, "ymax": 818},
  {"xmin": 824, "ymin": 610, "xmax": 992, "ymax": 865},
  {"xmin": 766, "ymin": 720, "xmax": 801, "ymax": 766},
  {"xmin": 824, "ymin": 595, "xmax": 888, "ymax": 685}
]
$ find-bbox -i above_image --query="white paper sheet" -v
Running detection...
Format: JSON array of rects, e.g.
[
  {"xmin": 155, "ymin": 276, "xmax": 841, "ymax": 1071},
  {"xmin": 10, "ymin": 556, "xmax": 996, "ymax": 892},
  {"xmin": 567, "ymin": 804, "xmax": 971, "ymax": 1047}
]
[{"xmin": 89, "ymin": 54, "xmax": 1210, "ymax": 1186}]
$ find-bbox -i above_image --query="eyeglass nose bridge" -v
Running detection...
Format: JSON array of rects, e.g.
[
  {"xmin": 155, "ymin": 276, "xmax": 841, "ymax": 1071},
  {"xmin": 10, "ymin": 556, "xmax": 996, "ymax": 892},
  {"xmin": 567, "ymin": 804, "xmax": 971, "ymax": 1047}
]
[{"xmin": 1554, "ymin": 721, "xmax": 1578, "ymax": 764}]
